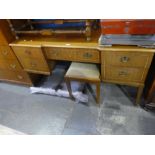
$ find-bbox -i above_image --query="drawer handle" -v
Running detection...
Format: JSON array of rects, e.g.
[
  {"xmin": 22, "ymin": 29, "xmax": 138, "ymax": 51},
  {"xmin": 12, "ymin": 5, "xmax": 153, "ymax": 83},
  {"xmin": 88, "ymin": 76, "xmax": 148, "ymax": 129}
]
[
  {"xmin": 17, "ymin": 75, "xmax": 23, "ymax": 79},
  {"xmin": 2, "ymin": 51, "xmax": 8, "ymax": 56},
  {"xmin": 10, "ymin": 64, "xmax": 16, "ymax": 69},
  {"xmin": 53, "ymin": 51, "xmax": 58, "ymax": 56},
  {"xmin": 30, "ymin": 62, "xmax": 37, "ymax": 67},
  {"xmin": 83, "ymin": 53, "xmax": 92, "ymax": 58},
  {"xmin": 120, "ymin": 56, "xmax": 130, "ymax": 63},
  {"xmin": 119, "ymin": 71, "xmax": 128, "ymax": 76},
  {"xmin": 25, "ymin": 50, "xmax": 31, "ymax": 55}
]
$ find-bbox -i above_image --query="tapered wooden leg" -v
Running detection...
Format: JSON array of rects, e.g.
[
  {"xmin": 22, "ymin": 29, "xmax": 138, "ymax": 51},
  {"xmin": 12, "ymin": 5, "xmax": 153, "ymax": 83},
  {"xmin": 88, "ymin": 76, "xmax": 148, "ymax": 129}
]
[
  {"xmin": 65, "ymin": 78, "xmax": 75, "ymax": 100},
  {"xmin": 96, "ymin": 82, "xmax": 100, "ymax": 105},
  {"xmin": 136, "ymin": 85, "xmax": 144, "ymax": 105}
]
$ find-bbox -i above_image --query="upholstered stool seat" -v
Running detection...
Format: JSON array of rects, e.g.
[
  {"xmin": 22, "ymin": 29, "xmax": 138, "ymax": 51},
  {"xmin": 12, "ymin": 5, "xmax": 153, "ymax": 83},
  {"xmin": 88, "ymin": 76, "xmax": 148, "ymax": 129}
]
[{"xmin": 65, "ymin": 62, "xmax": 101, "ymax": 104}]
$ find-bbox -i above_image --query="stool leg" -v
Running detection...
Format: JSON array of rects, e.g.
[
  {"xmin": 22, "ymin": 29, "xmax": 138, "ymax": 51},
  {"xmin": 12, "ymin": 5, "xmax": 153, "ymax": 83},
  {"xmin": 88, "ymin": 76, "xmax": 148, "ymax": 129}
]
[
  {"xmin": 96, "ymin": 82, "xmax": 100, "ymax": 105},
  {"xmin": 65, "ymin": 78, "xmax": 75, "ymax": 100}
]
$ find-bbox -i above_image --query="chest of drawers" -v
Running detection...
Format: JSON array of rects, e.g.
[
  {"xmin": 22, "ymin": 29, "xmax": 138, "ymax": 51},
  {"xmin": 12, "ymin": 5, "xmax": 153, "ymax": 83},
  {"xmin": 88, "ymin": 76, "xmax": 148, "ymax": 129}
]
[
  {"xmin": 0, "ymin": 20, "xmax": 33, "ymax": 86},
  {"xmin": 11, "ymin": 46, "xmax": 51, "ymax": 75},
  {"xmin": 100, "ymin": 46, "xmax": 155, "ymax": 104}
]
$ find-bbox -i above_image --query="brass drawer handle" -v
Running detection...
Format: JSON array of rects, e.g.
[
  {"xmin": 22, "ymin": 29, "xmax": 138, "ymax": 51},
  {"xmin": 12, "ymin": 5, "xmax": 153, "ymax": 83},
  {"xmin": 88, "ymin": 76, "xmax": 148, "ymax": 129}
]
[
  {"xmin": 120, "ymin": 56, "xmax": 130, "ymax": 63},
  {"xmin": 17, "ymin": 75, "xmax": 23, "ymax": 79},
  {"xmin": 53, "ymin": 51, "xmax": 58, "ymax": 56},
  {"xmin": 119, "ymin": 71, "xmax": 128, "ymax": 76},
  {"xmin": 10, "ymin": 64, "xmax": 16, "ymax": 69},
  {"xmin": 83, "ymin": 52, "xmax": 92, "ymax": 58},
  {"xmin": 25, "ymin": 50, "xmax": 31, "ymax": 55},
  {"xmin": 30, "ymin": 62, "xmax": 37, "ymax": 67},
  {"xmin": 2, "ymin": 51, "xmax": 8, "ymax": 56}
]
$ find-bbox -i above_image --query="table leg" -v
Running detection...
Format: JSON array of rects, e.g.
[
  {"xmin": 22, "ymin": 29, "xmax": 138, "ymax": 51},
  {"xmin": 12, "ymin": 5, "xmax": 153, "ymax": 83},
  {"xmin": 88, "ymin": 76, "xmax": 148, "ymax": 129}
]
[{"xmin": 136, "ymin": 85, "xmax": 144, "ymax": 105}]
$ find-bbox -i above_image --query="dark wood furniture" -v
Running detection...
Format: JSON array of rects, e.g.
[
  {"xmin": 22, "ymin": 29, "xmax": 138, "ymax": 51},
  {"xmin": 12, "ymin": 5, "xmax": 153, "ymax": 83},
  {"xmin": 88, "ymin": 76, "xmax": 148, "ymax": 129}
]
[{"xmin": 7, "ymin": 19, "xmax": 93, "ymax": 41}]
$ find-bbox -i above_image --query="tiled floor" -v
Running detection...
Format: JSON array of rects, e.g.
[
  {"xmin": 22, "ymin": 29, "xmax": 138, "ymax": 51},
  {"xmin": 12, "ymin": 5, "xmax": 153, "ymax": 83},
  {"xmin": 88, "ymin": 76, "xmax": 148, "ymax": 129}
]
[{"xmin": 0, "ymin": 82, "xmax": 155, "ymax": 135}]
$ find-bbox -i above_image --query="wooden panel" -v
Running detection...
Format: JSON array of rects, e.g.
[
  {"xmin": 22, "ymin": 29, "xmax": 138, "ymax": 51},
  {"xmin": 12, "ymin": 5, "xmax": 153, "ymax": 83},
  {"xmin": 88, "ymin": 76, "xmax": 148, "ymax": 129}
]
[
  {"xmin": 0, "ymin": 20, "xmax": 15, "ymax": 45},
  {"xmin": 104, "ymin": 51, "xmax": 153, "ymax": 68},
  {"xmin": 0, "ymin": 46, "xmax": 16, "ymax": 59},
  {"xmin": 44, "ymin": 47, "xmax": 76, "ymax": 61},
  {"xmin": 18, "ymin": 58, "xmax": 50, "ymax": 74},
  {"xmin": 104, "ymin": 66, "xmax": 147, "ymax": 82},
  {"xmin": 12, "ymin": 46, "xmax": 47, "ymax": 60},
  {"xmin": 76, "ymin": 48, "xmax": 100, "ymax": 63},
  {"xmin": 44, "ymin": 47, "xmax": 100, "ymax": 63},
  {"xmin": 14, "ymin": 71, "xmax": 32, "ymax": 84},
  {"xmin": 0, "ymin": 70, "xmax": 14, "ymax": 80},
  {"xmin": 0, "ymin": 69, "xmax": 32, "ymax": 85},
  {"xmin": 6, "ymin": 59, "xmax": 23, "ymax": 71},
  {"xmin": 11, "ymin": 46, "xmax": 50, "ymax": 74},
  {"xmin": 0, "ymin": 59, "xmax": 7, "ymax": 70}
]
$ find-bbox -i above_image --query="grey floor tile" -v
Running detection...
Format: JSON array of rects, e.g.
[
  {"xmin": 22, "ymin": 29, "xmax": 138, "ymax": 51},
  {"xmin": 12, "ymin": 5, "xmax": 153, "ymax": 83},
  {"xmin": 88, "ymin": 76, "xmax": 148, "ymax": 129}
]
[
  {"xmin": 65, "ymin": 103, "xmax": 98, "ymax": 134},
  {"xmin": 62, "ymin": 128, "xmax": 92, "ymax": 135},
  {"xmin": 0, "ymin": 82, "xmax": 155, "ymax": 135}
]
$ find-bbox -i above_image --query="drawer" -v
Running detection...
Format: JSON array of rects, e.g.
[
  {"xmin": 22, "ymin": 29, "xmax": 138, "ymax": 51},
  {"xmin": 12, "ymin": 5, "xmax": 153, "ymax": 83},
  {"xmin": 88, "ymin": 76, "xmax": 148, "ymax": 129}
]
[
  {"xmin": 44, "ymin": 47, "xmax": 100, "ymax": 63},
  {"xmin": 103, "ymin": 51, "xmax": 153, "ymax": 68},
  {"xmin": 44, "ymin": 47, "xmax": 76, "ymax": 61},
  {"xmin": 104, "ymin": 66, "xmax": 146, "ymax": 82},
  {"xmin": 14, "ymin": 71, "xmax": 32, "ymax": 84},
  {"xmin": 19, "ymin": 58, "xmax": 50, "ymax": 74},
  {"xmin": 0, "ymin": 70, "xmax": 13, "ymax": 80},
  {"xmin": 76, "ymin": 48, "xmax": 100, "ymax": 63},
  {"xmin": 0, "ymin": 46, "xmax": 16, "ymax": 59},
  {"xmin": 11, "ymin": 46, "xmax": 46, "ymax": 59},
  {"xmin": 6, "ymin": 59, "xmax": 23, "ymax": 71},
  {"xmin": 0, "ymin": 59, "xmax": 22, "ymax": 71},
  {"xmin": 0, "ymin": 59, "xmax": 7, "ymax": 70},
  {"xmin": 0, "ymin": 70, "xmax": 32, "ymax": 84}
]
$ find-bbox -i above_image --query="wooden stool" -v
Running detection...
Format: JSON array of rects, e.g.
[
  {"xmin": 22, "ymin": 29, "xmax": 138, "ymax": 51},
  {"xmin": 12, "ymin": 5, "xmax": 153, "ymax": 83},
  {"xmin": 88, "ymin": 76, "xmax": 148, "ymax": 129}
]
[{"xmin": 64, "ymin": 62, "xmax": 101, "ymax": 104}]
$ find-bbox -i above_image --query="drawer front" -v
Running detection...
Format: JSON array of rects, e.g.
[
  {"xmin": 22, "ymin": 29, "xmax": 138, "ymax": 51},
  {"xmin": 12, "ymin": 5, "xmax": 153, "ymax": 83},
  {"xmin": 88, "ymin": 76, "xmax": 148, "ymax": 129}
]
[
  {"xmin": 0, "ymin": 70, "xmax": 32, "ymax": 84},
  {"xmin": 103, "ymin": 51, "xmax": 153, "ymax": 68},
  {"xmin": 76, "ymin": 49, "xmax": 100, "ymax": 63},
  {"xmin": 6, "ymin": 59, "xmax": 23, "ymax": 71},
  {"xmin": 19, "ymin": 58, "xmax": 50, "ymax": 74},
  {"xmin": 14, "ymin": 71, "xmax": 32, "ymax": 84},
  {"xmin": 104, "ymin": 66, "xmax": 146, "ymax": 82},
  {"xmin": 44, "ymin": 47, "xmax": 76, "ymax": 61},
  {"xmin": 0, "ymin": 70, "xmax": 14, "ymax": 80},
  {"xmin": 0, "ymin": 58, "xmax": 23, "ymax": 71},
  {"xmin": 12, "ymin": 46, "xmax": 46, "ymax": 59},
  {"xmin": 0, "ymin": 46, "xmax": 16, "ymax": 59},
  {"xmin": 0, "ymin": 59, "xmax": 7, "ymax": 70},
  {"xmin": 44, "ymin": 47, "xmax": 100, "ymax": 63}
]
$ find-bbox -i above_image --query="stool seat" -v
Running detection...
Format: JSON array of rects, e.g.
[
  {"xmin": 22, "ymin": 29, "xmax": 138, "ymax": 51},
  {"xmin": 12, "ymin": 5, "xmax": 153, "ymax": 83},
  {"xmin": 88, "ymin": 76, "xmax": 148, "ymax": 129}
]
[
  {"xmin": 65, "ymin": 62, "xmax": 100, "ymax": 80},
  {"xmin": 65, "ymin": 62, "xmax": 101, "ymax": 104}
]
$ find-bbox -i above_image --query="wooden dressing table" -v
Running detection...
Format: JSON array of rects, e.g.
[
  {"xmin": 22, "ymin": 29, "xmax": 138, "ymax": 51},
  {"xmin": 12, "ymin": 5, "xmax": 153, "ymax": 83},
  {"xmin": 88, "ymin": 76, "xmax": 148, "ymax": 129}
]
[{"xmin": 0, "ymin": 20, "xmax": 154, "ymax": 104}]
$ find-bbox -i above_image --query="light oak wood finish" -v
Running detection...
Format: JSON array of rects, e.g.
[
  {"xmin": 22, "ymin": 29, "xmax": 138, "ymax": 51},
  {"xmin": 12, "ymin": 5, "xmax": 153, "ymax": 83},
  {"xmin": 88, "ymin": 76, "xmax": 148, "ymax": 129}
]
[
  {"xmin": 101, "ymin": 46, "xmax": 155, "ymax": 105},
  {"xmin": 104, "ymin": 51, "xmax": 153, "ymax": 68},
  {"xmin": 44, "ymin": 47, "xmax": 100, "ymax": 63},
  {"xmin": 8, "ymin": 31, "xmax": 155, "ymax": 104},
  {"xmin": 105, "ymin": 66, "xmax": 147, "ymax": 82},
  {"xmin": 11, "ymin": 46, "xmax": 50, "ymax": 75}
]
